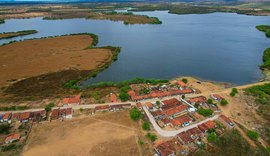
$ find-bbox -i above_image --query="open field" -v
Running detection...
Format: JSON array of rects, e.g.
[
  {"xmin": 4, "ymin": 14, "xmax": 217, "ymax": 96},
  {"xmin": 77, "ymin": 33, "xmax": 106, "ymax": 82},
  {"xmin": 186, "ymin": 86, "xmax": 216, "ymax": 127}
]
[
  {"xmin": 22, "ymin": 111, "xmax": 141, "ymax": 156},
  {"xmin": 0, "ymin": 34, "xmax": 121, "ymax": 100}
]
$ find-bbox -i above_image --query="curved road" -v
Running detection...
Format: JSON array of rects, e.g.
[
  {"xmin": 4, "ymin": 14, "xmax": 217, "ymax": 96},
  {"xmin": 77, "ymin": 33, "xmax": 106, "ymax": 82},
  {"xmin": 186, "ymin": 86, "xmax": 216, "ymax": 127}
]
[{"xmin": 143, "ymin": 106, "xmax": 220, "ymax": 137}]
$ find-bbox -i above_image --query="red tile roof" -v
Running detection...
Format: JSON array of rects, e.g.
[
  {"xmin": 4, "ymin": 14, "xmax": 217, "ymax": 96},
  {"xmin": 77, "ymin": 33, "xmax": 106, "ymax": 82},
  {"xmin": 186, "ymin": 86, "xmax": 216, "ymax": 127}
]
[
  {"xmin": 59, "ymin": 108, "xmax": 72, "ymax": 116},
  {"xmin": 2, "ymin": 113, "xmax": 11, "ymax": 120},
  {"xmin": 136, "ymin": 102, "xmax": 142, "ymax": 108},
  {"xmin": 198, "ymin": 120, "xmax": 216, "ymax": 132},
  {"xmin": 20, "ymin": 112, "xmax": 30, "ymax": 121},
  {"xmin": 161, "ymin": 118, "xmax": 171, "ymax": 125},
  {"xmin": 220, "ymin": 115, "xmax": 233, "ymax": 124},
  {"xmin": 164, "ymin": 104, "xmax": 189, "ymax": 117},
  {"xmin": 187, "ymin": 96, "xmax": 207, "ymax": 103},
  {"xmin": 178, "ymin": 131, "xmax": 193, "ymax": 144},
  {"xmin": 177, "ymin": 81, "xmax": 187, "ymax": 87},
  {"xmin": 11, "ymin": 113, "xmax": 21, "ymax": 120},
  {"xmin": 63, "ymin": 95, "xmax": 80, "ymax": 105},
  {"xmin": 187, "ymin": 127, "xmax": 203, "ymax": 137},
  {"xmin": 212, "ymin": 94, "xmax": 223, "ymax": 100},
  {"xmin": 155, "ymin": 141, "xmax": 175, "ymax": 156},
  {"xmin": 50, "ymin": 109, "xmax": 59, "ymax": 119},
  {"xmin": 146, "ymin": 102, "xmax": 153, "ymax": 108},
  {"xmin": 94, "ymin": 105, "xmax": 110, "ymax": 111},
  {"xmin": 162, "ymin": 98, "xmax": 182, "ymax": 110},
  {"xmin": 151, "ymin": 110, "xmax": 164, "ymax": 118},
  {"xmin": 171, "ymin": 115, "xmax": 192, "ymax": 126},
  {"xmin": 4, "ymin": 134, "xmax": 20, "ymax": 143}
]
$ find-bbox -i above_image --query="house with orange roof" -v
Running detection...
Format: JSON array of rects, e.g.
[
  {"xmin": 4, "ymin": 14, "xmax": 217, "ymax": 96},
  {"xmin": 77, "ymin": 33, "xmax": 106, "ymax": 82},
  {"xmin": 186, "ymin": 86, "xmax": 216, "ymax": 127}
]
[
  {"xmin": 164, "ymin": 104, "xmax": 189, "ymax": 119},
  {"xmin": 161, "ymin": 98, "xmax": 182, "ymax": 111},
  {"xmin": 31, "ymin": 110, "xmax": 46, "ymax": 122},
  {"xmin": 19, "ymin": 112, "xmax": 30, "ymax": 123},
  {"xmin": 177, "ymin": 81, "xmax": 187, "ymax": 89},
  {"xmin": 59, "ymin": 108, "xmax": 73, "ymax": 119},
  {"xmin": 151, "ymin": 110, "xmax": 165, "ymax": 120},
  {"xmin": 50, "ymin": 109, "xmax": 60, "ymax": 120},
  {"xmin": 160, "ymin": 117, "xmax": 172, "ymax": 127},
  {"xmin": 128, "ymin": 90, "xmax": 136, "ymax": 100},
  {"xmin": 198, "ymin": 120, "xmax": 216, "ymax": 133},
  {"xmin": 146, "ymin": 102, "xmax": 154, "ymax": 110},
  {"xmin": 187, "ymin": 96, "xmax": 207, "ymax": 105},
  {"xmin": 11, "ymin": 113, "xmax": 21, "ymax": 121},
  {"xmin": 219, "ymin": 115, "xmax": 234, "ymax": 127},
  {"xmin": 4, "ymin": 134, "xmax": 20, "ymax": 144},
  {"xmin": 94, "ymin": 105, "xmax": 110, "ymax": 112},
  {"xmin": 211, "ymin": 94, "xmax": 223, "ymax": 102},
  {"xmin": 63, "ymin": 95, "xmax": 81, "ymax": 106},
  {"xmin": 136, "ymin": 102, "xmax": 143, "ymax": 110},
  {"xmin": 171, "ymin": 115, "xmax": 192, "ymax": 128},
  {"xmin": 154, "ymin": 141, "xmax": 176, "ymax": 156},
  {"xmin": 2, "ymin": 113, "xmax": 12, "ymax": 122}
]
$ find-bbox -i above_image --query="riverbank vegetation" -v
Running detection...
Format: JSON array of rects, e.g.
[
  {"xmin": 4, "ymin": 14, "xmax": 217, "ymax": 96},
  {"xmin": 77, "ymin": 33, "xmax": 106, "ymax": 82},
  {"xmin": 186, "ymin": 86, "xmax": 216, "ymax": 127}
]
[
  {"xmin": 256, "ymin": 25, "xmax": 270, "ymax": 70},
  {"xmin": 0, "ymin": 19, "xmax": 4, "ymax": 24},
  {"xmin": 0, "ymin": 30, "xmax": 37, "ymax": 40}
]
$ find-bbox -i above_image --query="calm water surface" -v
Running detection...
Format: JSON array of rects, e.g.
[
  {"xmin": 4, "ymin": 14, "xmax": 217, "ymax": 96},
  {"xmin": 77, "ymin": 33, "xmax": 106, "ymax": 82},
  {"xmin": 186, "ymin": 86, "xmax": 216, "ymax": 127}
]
[{"xmin": 0, "ymin": 11, "xmax": 269, "ymax": 85}]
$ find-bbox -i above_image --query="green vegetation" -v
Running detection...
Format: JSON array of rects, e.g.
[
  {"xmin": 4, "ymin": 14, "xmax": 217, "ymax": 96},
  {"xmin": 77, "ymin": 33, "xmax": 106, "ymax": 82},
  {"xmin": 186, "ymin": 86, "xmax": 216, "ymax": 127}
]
[
  {"xmin": 0, "ymin": 124, "xmax": 10, "ymax": 134},
  {"xmin": 119, "ymin": 92, "xmax": 130, "ymax": 102},
  {"xmin": 0, "ymin": 105, "xmax": 28, "ymax": 111},
  {"xmin": 207, "ymin": 132, "xmax": 217, "ymax": 142},
  {"xmin": 138, "ymin": 139, "xmax": 144, "ymax": 145},
  {"xmin": 130, "ymin": 107, "xmax": 141, "ymax": 121},
  {"xmin": 142, "ymin": 122, "xmax": 151, "ymax": 131},
  {"xmin": 245, "ymin": 83, "xmax": 270, "ymax": 120},
  {"xmin": 207, "ymin": 98, "xmax": 213, "ymax": 104},
  {"xmin": 197, "ymin": 108, "xmax": 213, "ymax": 117},
  {"xmin": 256, "ymin": 25, "xmax": 270, "ymax": 69},
  {"xmin": 91, "ymin": 91, "xmax": 101, "ymax": 100},
  {"xmin": 1, "ymin": 143, "xmax": 21, "ymax": 152},
  {"xmin": 230, "ymin": 88, "xmax": 238, "ymax": 97},
  {"xmin": 247, "ymin": 130, "xmax": 259, "ymax": 141},
  {"xmin": 88, "ymin": 77, "xmax": 169, "ymax": 88},
  {"xmin": 139, "ymin": 88, "xmax": 150, "ymax": 95},
  {"xmin": 146, "ymin": 133, "xmax": 157, "ymax": 142},
  {"xmin": 195, "ymin": 129, "xmax": 269, "ymax": 156},
  {"xmin": 0, "ymin": 19, "xmax": 4, "ymax": 24},
  {"xmin": 44, "ymin": 102, "xmax": 55, "ymax": 112},
  {"xmin": 0, "ymin": 30, "xmax": 38, "ymax": 39},
  {"xmin": 182, "ymin": 78, "xmax": 188, "ymax": 84},
  {"xmin": 220, "ymin": 98, "xmax": 228, "ymax": 106}
]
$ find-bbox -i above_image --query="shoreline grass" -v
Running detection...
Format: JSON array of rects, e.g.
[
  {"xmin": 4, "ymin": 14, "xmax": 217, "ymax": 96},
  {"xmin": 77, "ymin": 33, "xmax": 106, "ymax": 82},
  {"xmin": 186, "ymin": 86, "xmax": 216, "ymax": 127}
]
[{"xmin": 0, "ymin": 30, "xmax": 38, "ymax": 40}]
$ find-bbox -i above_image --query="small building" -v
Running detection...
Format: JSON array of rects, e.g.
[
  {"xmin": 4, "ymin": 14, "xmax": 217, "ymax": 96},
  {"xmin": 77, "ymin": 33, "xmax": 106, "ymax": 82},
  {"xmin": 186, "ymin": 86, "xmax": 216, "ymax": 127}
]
[
  {"xmin": 198, "ymin": 120, "xmax": 216, "ymax": 133},
  {"xmin": 161, "ymin": 98, "xmax": 182, "ymax": 111},
  {"xmin": 59, "ymin": 108, "xmax": 73, "ymax": 119},
  {"xmin": 146, "ymin": 102, "xmax": 154, "ymax": 110},
  {"xmin": 220, "ymin": 115, "xmax": 234, "ymax": 127},
  {"xmin": 160, "ymin": 117, "xmax": 172, "ymax": 127},
  {"xmin": 31, "ymin": 110, "xmax": 46, "ymax": 122},
  {"xmin": 136, "ymin": 102, "xmax": 143, "ymax": 110},
  {"xmin": 187, "ymin": 96, "xmax": 207, "ymax": 105},
  {"xmin": 19, "ymin": 112, "xmax": 31, "ymax": 123},
  {"xmin": 110, "ymin": 104, "xmax": 123, "ymax": 112},
  {"xmin": 211, "ymin": 94, "xmax": 223, "ymax": 102},
  {"xmin": 4, "ymin": 134, "xmax": 20, "ymax": 144},
  {"xmin": 2, "ymin": 113, "xmax": 12, "ymax": 122},
  {"xmin": 63, "ymin": 95, "xmax": 81, "ymax": 106},
  {"xmin": 164, "ymin": 104, "xmax": 189, "ymax": 119},
  {"xmin": 50, "ymin": 109, "xmax": 60, "ymax": 120},
  {"xmin": 176, "ymin": 81, "xmax": 187, "ymax": 89},
  {"xmin": 151, "ymin": 110, "xmax": 165, "ymax": 120},
  {"xmin": 94, "ymin": 105, "xmax": 110, "ymax": 112},
  {"xmin": 154, "ymin": 141, "xmax": 176, "ymax": 156},
  {"xmin": 122, "ymin": 103, "xmax": 131, "ymax": 109},
  {"xmin": 172, "ymin": 115, "xmax": 192, "ymax": 128},
  {"xmin": 11, "ymin": 113, "xmax": 21, "ymax": 121}
]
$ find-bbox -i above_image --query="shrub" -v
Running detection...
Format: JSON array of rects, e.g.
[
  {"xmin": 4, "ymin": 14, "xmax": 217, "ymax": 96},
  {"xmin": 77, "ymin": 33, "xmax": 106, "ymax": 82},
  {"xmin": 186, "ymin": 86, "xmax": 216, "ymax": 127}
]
[
  {"xmin": 130, "ymin": 107, "xmax": 141, "ymax": 121},
  {"xmin": 119, "ymin": 92, "xmax": 130, "ymax": 102},
  {"xmin": 139, "ymin": 140, "xmax": 144, "ymax": 145},
  {"xmin": 142, "ymin": 122, "xmax": 150, "ymax": 130},
  {"xmin": 207, "ymin": 132, "xmax": 217, "ymax": 142},
  {"xmin": 207, "ymin": 99, "xmax": 213, "ymax": 104},
  {"xmin": 146, "ymin": 133, "xmax": 157, "ymax": 142},
  {"xmin": 1, "ymin": 144, "xmax": 21, "ymax": 152},
  {"xmin": 220, "ymin": 98, "xmax": 228, "ymax": 106},
  {"xmin": 44, "ymin": 103, "xmax": 55, "ymax": 112},
  {"xmin": 247, "ymin": 130, "xmax": 259, "ymax": 141},
  {"xmin": 230, "ymin": 92, "xmax": 236, "ymax": 97},
  {"xmin": 0, "ymin": 124, "xmax": 10, "ymax": 134},
  {"xmin": 182, "ymin": 78, "xmax": 188, "ymax": 84},
  {"xmin": 197, "ymin": 108, "xmax": 213, "ymax": 117},
  {"xmin": 91, "ymin": 91, "xmax": 101, "ymax": 100}
]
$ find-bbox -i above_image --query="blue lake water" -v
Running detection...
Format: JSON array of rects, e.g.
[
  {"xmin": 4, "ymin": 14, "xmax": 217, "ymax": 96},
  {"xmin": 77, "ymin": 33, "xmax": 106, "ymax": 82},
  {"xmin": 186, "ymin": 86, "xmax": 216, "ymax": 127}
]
[{"xmin": 0, "ymin": 11, "xmax": 269, "ymax": 85}]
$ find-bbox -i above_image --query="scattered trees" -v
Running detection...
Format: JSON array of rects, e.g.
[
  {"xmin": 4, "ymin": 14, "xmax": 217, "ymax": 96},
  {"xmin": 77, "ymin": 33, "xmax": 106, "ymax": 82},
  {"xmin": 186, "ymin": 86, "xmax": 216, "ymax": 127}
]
[
  {"xmin": 220, "ymin": 98, "xmax": 228, "ymax": 106},
  {"xmin": 130, "ymin": 107, "xmax": 141, "ymax": 121},
  {"xmin": 197, "ymin": 108, "xmax": 213, "ymax": 117},
  {"xmin": 0, "ymin": 124, "xmax": 10, "ymax": 134},
  {"xmin": 142, "ymin": 122, "xmax": 151, "ymax": 131},
  {"xmin": 247, "ymin": 130, "xmax": 259, "ymax": 141},
  {"xmin": 182, "ymin": 78, "xmax": 188, "ymax": 84},
  {"xmin": 230, "ymin": 88, "xmax": 238, "ymax": 97},
  {"xmin": 207, "ymin": 132, "xmax": 217, "ymax": 142},
  {"xmin": 146, "ymin": 133, "xmax": 157, "ymax": 142},
  {"xmin": 207, "ymin": 99, "xmax": 213, "ymax": 104}
]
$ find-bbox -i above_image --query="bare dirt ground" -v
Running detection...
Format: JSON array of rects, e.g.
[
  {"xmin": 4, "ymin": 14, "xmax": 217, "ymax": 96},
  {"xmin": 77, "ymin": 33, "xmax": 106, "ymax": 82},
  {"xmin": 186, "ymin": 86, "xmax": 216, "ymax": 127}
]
[
  {"xmin": 22, "ymin": 111, "xmax": 141, "ymax": 156},
  {"xmin": 0, "ymin": 35, "xmax": 112, "ymax": 87}
]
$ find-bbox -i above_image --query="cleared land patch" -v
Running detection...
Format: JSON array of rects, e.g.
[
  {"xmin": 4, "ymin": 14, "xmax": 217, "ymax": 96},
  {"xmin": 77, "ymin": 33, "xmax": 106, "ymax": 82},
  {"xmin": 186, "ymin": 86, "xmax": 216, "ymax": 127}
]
[{"xmin": 22, "ymin": 111, "xmax": 140, "ymax": 156}]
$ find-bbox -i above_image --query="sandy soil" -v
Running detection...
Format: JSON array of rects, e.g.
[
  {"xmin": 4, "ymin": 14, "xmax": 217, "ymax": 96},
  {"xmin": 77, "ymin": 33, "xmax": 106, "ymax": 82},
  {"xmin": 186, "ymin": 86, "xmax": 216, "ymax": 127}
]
[
  {"xmin": 0, "ymin": 35, "xmax": 112, "ymax": 87},
  {"xmin": 22, "ymin": 111, "xmax": 141, "ymax": 156}
]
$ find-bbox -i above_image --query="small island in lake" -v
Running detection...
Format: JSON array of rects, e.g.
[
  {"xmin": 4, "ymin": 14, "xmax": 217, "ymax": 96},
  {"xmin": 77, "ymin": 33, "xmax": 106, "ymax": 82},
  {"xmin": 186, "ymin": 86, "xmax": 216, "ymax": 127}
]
[{"xmin": 0, "ymin": 30, "xmax": 38, "ymax": 40}]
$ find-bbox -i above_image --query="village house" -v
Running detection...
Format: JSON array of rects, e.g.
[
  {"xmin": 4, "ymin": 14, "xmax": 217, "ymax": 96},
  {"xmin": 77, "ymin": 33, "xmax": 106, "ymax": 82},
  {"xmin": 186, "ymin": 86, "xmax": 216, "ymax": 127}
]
[
  {"xmin": 164, "ymin": 104, "xmax": 189, "ymax": 119},
  {"xmin": 59, "ymin": 108, "xmax": 73, "ymax": 119},
  {"xmin": 151, "ymin": 110, "xmax": 165, "ymax": 120},
  {"xmin": 176, "ymin": 80, "xmax": 187, "ymax": 89},
  {"xmin": 4, "ymin": 134, "xmax": 20, "ymax": 144},
  {"xmin": 11, "ymin": 113, "xmax": 21, "ymax": 121},
  {"xmin": 187, "ymin": 96, "xmax": 207, "ymax": 105},
  {"xmin": 146, "ymin": 102, "xmax": 154, "ymax": 111},
  {"xmin": 161, "ymin": 98, "xmax": 182, "ymax": 111},
  {"xmin": 160, "ymin": 117, "xmax": 172, "ymax": 127},
  {"xmin": 30, "ymin": 110, "xmax": 46, "ymax": 122},
  {"xmin": 63, "ymin": 95, "xmax": 81, "ymax": 106},
  {"xmin": 110, "ymin": 104, "xmax": 123, "ymax": 112},
  {"xmin": 94, "ymin": 105, "xmax": 110, "ymax": 112},
  {"xmin": 177, "ymin": 127, "xmax": 203, "ymax": 145},
  {"xmin": 171, "ymin": 115, "xmax": 193, "ymax": 128},
  {"xmin": 198, "ymin": 120, "xmax": 216, "ymax": 133},
  {"xmin": 2, "ymin": 112, "xmax": 12, "ymax": 122},
  {"xmin": 219, "ymin": 115, "xmax": 234, "ymax": 127},
  {"xmin": 136, "ymin": 102, "xmax": 143, "ymax": 110},
  {"xmin": 121, "ymin": 103, "xmax": 131, "ymax": 109},
  {"xmin": 211, "ymin": 94, "xmax": 223, "ymax": 102},
  {"xmin": 19, "ymin": 112, "xmax": 31, "ymax": 123},
  {"xmin": 50, "ymin": 109, "xmax": 60, "ymax": 120},
  {"xmin": 154, "ymin": 141, "xmax": 176, "ymax": 156}
]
